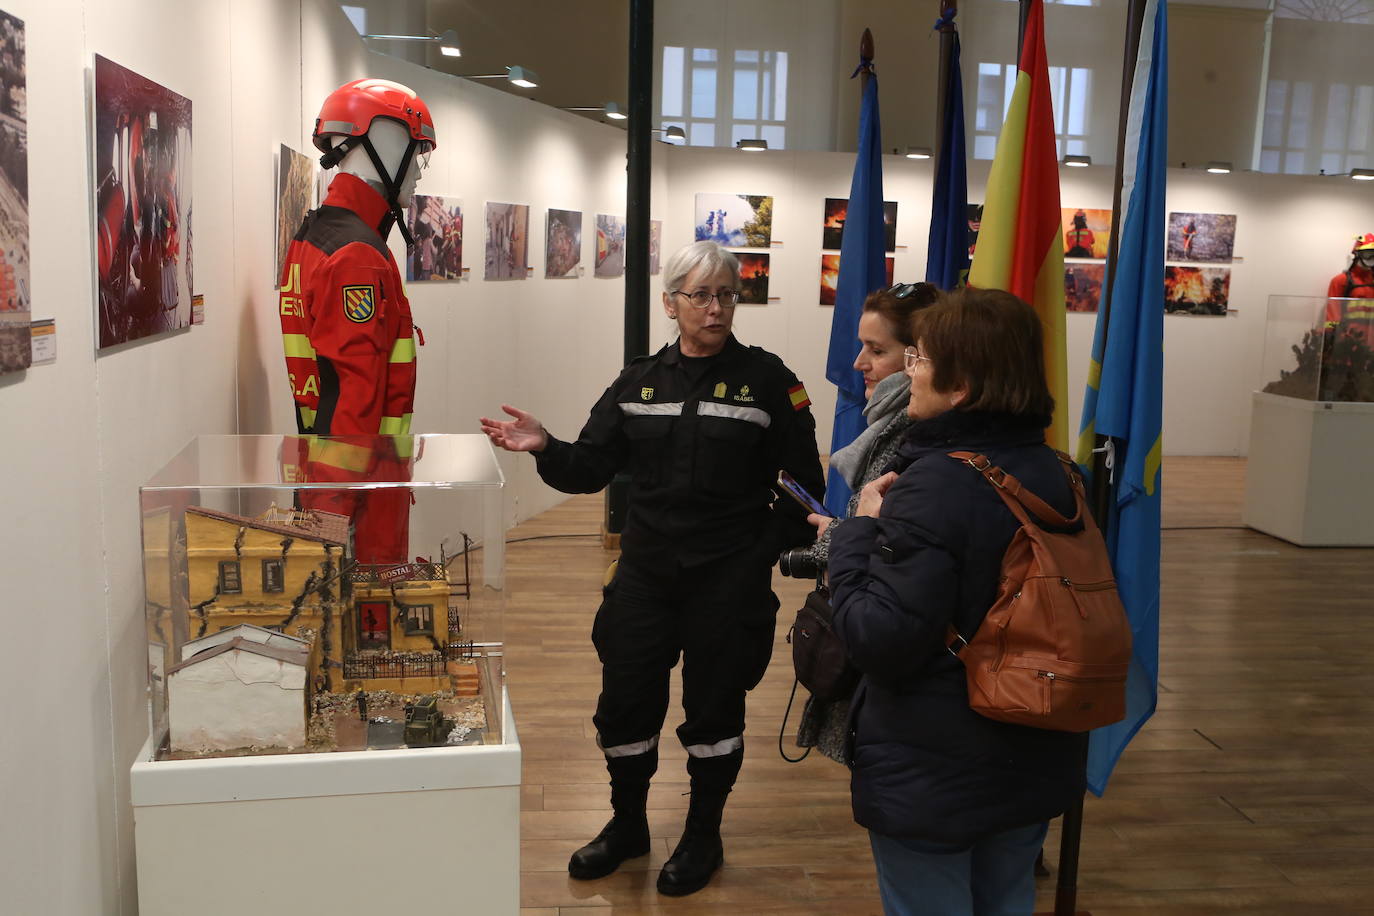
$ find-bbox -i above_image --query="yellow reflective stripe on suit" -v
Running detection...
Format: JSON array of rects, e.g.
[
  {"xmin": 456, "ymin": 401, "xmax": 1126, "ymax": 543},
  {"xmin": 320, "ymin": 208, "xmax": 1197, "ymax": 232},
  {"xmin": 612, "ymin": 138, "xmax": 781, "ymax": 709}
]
[
  {"xmin": 305, "ymin": 437, "xmax": 372, "ymax": 473},
  {"xmin": 389, "ymin": 337, "xmax": 416, "ymax": 364},
  {"xmin": 282, "ymin": 333, "xmax": 317, "ymax": 359}
]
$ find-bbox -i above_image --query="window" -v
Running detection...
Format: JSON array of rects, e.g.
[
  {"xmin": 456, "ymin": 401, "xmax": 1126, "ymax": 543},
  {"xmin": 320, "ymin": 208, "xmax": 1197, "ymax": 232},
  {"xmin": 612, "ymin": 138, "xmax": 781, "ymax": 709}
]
[
  {"xmin": 661, "ymin": 45, "xmax": 788, "ymax": 149},
  {"xmin": 971, "ymin": 62, "xmax": 1092, "ymax": 161},
  {"xmin": 1261, "ymin": 78, "xmax": 1374, "ymax": 174},
  {"xmin": 357, "ymin": 601, "xmax": 390, "ymax": 650},
  {"xmin": 340, "ymin": 5, "xmax": 366, "ymax": 34},
  {"xmin": 261, "ymin": 559, "xmax": 285, "ymax": 593},
  {"xmin": 404, "ymin": 605, "xmax": 434, "ymax": 636},
  {"xmin": 218, "ymin": 561, "xmax": 241, "ymax": 594}
]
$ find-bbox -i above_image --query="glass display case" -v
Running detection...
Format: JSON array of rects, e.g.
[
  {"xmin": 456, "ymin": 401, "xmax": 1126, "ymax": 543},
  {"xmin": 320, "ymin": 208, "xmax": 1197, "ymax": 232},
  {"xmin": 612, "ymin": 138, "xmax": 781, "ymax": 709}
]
[
  {"xmin": 1260, "ymin": 295, "xmax": 1374, "ymax": 402},
  {"xmin": 139, "ymin": 434, "xmax": 506, "ymax": 761}
]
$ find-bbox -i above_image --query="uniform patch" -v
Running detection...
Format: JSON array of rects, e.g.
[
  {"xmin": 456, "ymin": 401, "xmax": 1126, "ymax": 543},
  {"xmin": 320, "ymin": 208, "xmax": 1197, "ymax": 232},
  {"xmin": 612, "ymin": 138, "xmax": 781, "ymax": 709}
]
[
  {"xmin": 788, "ymin": 383, "xmax": 811, "ymax": 411},
  {"xmin": 733, "ymin": 384, "xmax": 755, "ymax": 403},
  {"xmin": 343, "ymin": 285, "xmax": 376, "ymax": 323},
  {"xmin": 713, "ymin": 382, "xmax": 727, "ymax": 399},
  {"xmin": 641, "ymin": 387, "xmax": 654, "ymax": 401}
]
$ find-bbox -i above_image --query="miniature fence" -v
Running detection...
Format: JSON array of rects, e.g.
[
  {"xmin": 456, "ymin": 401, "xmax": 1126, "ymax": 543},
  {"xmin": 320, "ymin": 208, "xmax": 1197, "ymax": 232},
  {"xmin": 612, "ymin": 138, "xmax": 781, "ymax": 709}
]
[{"xmin": 343, "ymin": 643, "xmax": 477, "ymax": 679}]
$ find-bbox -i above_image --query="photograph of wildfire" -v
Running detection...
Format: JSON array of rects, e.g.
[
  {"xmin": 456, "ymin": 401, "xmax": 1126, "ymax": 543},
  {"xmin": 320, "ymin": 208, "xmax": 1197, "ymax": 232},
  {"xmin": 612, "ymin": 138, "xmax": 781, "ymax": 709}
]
[
  {"xmin": 820, "ymin": 253, "xmax": 894, "ymax": 305},
  {"xmin": 1164, "ymin": 265, "xmax": 1231, "ymax": 315},
  {"xmin": 1065, "ymin": 264, "xmax": 1105, "ymax": 312},
  {"xmin": 1167, "ymin": 212, "xmax": 1236, "ymax": 263}
]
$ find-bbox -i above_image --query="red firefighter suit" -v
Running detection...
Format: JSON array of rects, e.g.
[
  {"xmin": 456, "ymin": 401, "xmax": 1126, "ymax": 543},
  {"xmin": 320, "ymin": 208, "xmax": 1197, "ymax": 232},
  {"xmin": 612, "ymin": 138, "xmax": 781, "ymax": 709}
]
[
  {"xmin": 278, "ymin": 171, "xmax": 416, "ymax": 564},
  {"xmin": 1326, "ymin": 265, "xmax": 1374, "ymax": 345}
]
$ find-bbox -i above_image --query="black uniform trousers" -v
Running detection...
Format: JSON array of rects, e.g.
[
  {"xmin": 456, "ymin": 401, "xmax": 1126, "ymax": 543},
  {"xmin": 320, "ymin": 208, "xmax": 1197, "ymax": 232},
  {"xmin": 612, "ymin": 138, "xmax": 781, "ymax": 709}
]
[{"xmin": 591, "ymin": 547, "xmax": 780, "ymax": 788}]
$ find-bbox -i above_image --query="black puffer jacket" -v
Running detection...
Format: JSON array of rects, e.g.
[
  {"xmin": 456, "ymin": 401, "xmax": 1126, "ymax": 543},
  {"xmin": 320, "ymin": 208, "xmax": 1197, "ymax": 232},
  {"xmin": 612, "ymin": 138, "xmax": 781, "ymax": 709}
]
[{"xmin": 828, "ymin": 408, "xmax": 1088, "ymax": 846}]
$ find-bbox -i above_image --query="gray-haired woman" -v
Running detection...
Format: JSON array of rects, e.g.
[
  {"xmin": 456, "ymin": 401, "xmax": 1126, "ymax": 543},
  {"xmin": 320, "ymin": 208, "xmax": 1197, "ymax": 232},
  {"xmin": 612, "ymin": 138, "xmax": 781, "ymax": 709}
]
[{"xmin": 481, "ymin": 241, "xmax": 824, "ymax": 897}]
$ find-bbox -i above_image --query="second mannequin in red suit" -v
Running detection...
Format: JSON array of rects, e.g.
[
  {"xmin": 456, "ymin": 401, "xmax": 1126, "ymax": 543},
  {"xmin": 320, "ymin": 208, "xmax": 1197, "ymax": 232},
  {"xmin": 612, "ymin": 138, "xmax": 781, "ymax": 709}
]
[
  {"xmin": 279, "ymin": 79, "xmax": 436, "ymax": 563},
  {"xmin": 1325, "ymin": 232, "xmax": 1374, "ymax": 345}
]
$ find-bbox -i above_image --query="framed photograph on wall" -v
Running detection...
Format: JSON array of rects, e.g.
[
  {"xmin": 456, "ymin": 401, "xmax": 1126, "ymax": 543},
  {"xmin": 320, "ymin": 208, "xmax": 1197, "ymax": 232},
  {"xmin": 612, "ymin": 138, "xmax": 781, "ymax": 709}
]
[
  {"xmin": 695, "ymin": 193, "xmax": 773, "ymax": 247},
  {"xmin": 1164, "ymin": 265, "xmax": 1231, "ymax": 315},
  {"xmin": 1167, "ymin": 212, "xmax": 1236, "ymax": 263},
  {"xmin": 545, "ymin": 208, "xmax": 581, "ymax": 279},
  {"xmin": 822, "ymin": 198, "xmax": 897, "ymax": 252},
  {"xmin": 595, "ymin": 214, "xmax": 625, "ymax": 278},
  {"xmin": 484, "ymin": 202, "xmax": 528, "ymax": 280},
  {"xmin": 649, "ymin": 219, "xmax": 662, "ymax": 275},
  {"xmin": 92, "ymin": 54, "xmax": 193, "ymax": 349},
  {"xmin": 407, "ymin": 195, "xmax": 462, "ymax": 282},
  {"xmin": 1065, "ymin": 264, "xmax": 1105, "ymax": 312},
  {"xmin": 820, "ymin": 253, "xmax": 894, "ymax": 305},
  {"xmin": 275, "ymin": 144, "xmax": 313, "ymax": 287},
  {"xmin": 1062, "ymin": 207, "xmax": 1112, "ymax": 259},
  {"xmin": 0, "ymin": 9, "xmax": 28, "ymax": 377},
  {"xmin": 736, "ymin": 252, "xmax": 770, "ymax": 304}
]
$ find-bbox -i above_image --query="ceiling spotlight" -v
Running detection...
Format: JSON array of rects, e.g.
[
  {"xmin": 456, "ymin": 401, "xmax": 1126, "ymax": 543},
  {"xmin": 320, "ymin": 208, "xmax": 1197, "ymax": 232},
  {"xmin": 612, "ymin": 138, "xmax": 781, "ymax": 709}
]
[
  {"xmin": 1064, "ymin": 154, "xmax": 1091, "ymax": 167},
  {"xmin": 1206, "ymin": 161, "xmax": 1232, "ymax": 174},
  {"xmin": 652, "ymin": 125, "xmax": 687, "ymax": 143},
  {"xmin": 1352, "ymin": 168, "xmax": 1374, "ymax": 181},
  {"xmin": 906, "ymin": 147, "xmax": 933, "ymax": 160},
  {"xmin": 362, "ymin": 28, "xmax": 461, "ymax": 58},
  {"xmin": 464, "ymin": 65, "xmax": 540, "ymax": 89},
  {"xmin": 736, "ymin": 138, "xmax": 767, "ymax": 152},
  {"xmin": 603, "ymin": 102, "xmax": 627, "ymax": 121}
]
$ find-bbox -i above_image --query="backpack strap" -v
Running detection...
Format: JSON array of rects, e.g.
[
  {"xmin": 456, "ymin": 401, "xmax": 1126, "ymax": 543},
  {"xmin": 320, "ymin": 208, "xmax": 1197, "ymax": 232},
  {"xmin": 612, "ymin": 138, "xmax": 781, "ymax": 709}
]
[{"xmin": 947, "ymin": 450, "xmax": 1085, "ymax": 528}]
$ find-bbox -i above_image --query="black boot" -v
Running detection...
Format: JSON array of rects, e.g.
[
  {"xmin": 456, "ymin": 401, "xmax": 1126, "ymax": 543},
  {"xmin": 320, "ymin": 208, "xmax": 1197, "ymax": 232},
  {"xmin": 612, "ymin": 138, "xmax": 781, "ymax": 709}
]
[
  {"xmin": 568, "ymin": 751, "xmax": 655, "ymax": 880},
  {"xmin": 656, "ymin": 750, "xmax": 740, "ymax": 896}
]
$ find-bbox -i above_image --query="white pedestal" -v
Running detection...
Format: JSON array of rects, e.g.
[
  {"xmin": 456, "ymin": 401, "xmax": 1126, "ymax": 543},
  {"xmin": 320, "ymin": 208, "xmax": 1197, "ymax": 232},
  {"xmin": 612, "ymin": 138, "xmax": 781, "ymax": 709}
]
[
  {"xmin": 132, "ymin": 691, "xmax": 520, "ymax": 915},
  {"xmin": 1243, "ymin": 392, "xmax": 1374, "ymax": 546}
]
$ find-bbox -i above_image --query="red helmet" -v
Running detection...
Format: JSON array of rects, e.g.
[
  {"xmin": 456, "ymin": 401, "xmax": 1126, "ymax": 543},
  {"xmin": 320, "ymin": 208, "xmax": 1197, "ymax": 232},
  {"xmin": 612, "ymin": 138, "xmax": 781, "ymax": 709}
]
[
  {"xmin": 1354, "ymin": 233, "xmax": 1374, "ymax": 253},
  {"xmin": 312, "ymin": 78, "xmax": 436, "ymax": 154}
]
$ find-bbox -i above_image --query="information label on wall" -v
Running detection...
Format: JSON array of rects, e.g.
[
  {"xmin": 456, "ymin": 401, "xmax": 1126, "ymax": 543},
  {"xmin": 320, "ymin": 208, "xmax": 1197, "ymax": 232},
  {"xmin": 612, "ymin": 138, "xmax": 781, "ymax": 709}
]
[
  {"xmin": 30, "ymin": 319, "xmax": 54, "ymax": 364},
  {"xmin": 191, "ymin": 294, "xmax": 204, "ymax": 325}
]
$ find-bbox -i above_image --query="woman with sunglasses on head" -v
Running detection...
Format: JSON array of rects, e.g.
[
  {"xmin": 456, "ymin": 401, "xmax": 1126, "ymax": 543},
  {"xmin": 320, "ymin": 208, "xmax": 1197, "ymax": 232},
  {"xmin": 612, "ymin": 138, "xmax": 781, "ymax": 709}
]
[
  {"xmin": 480, "ymin": 240, "xmax": 824, "ymax": 897},
  {"xmin": 826, "ymin": 288, "xmax": 1086, "ymax": 915},
  {"xmin": 793, "ymin": 281, "xmax": 939, "ymax": 764}
]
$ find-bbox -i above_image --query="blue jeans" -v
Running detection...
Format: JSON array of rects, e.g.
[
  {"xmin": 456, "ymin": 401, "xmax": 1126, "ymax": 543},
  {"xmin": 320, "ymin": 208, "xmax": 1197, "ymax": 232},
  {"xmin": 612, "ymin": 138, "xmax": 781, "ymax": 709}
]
[{"xmin": 868, "ymin": 821, "xmax": 1048, "ymax": 916}]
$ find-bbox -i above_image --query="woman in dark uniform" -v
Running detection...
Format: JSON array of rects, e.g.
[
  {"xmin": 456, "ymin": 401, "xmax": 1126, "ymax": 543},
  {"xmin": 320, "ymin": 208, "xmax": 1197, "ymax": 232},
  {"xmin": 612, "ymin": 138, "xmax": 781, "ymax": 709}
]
[{"xmin": 480, "ymin": 241, "xmax": 824, "ymax": 897}]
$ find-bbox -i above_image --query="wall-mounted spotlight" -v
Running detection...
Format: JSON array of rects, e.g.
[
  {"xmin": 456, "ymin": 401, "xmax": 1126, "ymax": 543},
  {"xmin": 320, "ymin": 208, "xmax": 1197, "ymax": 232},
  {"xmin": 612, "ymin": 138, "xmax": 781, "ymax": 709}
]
[
  {"xmin": 1064, "ymin": 154, "xmax": 1091, "ymax": 167},
  {"xmin": 652, "ymin": 125, "xmax": 687, "ymax": 144},
  {"xmin": 906, "ymin": 146, "xmax": 933, "ymax": 160},
  {"xmin": 1352, "ymin": 168, "xmax": 1374, "ymax": 181},
  {"xmin": 464, "ymin": 65, "xmax": 540, "ymax": 89},
  {"xmin": 736, "ymin": 138, "xmax": 767, "ymax": 152},
  {"xmin": 1206, "ymin": 161, "xmax": 1232, "ymax": 174},
  {"xmin": 563, "ymin": 102, "xmax": 627, "ymax": 120},
  {"xmin": 362, "ymin": 28, "xmax": 461, "ymax": 58}
]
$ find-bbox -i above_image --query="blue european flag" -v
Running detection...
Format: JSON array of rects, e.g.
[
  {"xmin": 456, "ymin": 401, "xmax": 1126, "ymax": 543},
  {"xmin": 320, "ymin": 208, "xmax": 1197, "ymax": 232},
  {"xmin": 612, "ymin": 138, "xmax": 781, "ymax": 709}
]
[
  {"xmin": 1076, "ymin": 0, "xmax": 1167, "ymax": 796},
  {"xmin": 825, "ymin": 64, "xmax": 887, "ymax": 517},
  {"xmin": 926, "ymin": 14, "xmax": 968, "ymax": 291}
]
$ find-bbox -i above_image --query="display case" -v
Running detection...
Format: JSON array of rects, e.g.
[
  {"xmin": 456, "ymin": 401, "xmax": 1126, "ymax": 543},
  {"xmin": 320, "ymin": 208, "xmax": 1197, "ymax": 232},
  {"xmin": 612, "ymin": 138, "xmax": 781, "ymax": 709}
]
[
  {"xmin": 1259, "ymin": 295, "xmax": 1374, "ymax": 403},
  {"xmin": 139, "ymin": 434, "xmax": 507, "ymax": 758},
  {"xmin": 132, "ymin": 435, "xmax": 519, "ymax": 914},
  {"xmin": 1247, "ymin": 297, "xmax": 1374, "ymax": 546}
]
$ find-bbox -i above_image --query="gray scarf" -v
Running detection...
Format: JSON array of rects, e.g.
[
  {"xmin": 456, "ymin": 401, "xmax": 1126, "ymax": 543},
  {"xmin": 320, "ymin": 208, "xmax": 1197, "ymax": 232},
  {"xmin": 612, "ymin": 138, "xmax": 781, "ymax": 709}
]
[{"xmin": 829, "ymin": 371, "xmax": 911, "ymax": 489}]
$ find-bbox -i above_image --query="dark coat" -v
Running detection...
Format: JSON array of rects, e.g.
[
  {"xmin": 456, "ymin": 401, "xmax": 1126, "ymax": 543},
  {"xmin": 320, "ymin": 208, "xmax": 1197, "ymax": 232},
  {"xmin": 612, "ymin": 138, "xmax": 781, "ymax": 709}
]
[{"xmin": 828, "ymin": 408, "xmax": 1088, "ymax": 846}]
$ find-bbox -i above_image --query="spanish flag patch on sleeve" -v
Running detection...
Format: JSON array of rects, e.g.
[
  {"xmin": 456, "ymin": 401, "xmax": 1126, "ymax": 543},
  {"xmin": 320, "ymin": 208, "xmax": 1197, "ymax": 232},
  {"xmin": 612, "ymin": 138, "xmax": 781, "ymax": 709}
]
[{"xmin": 788, "ymin": 383, "xmax": 811, "ymax": 411}]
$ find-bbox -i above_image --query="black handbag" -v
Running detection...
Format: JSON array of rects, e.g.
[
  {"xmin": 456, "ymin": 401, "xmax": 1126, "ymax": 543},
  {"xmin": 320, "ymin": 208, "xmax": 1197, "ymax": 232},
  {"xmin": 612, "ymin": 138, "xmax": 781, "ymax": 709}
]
[{"xmin": 788, "ymin": 585, "xmax": 859, "ymax": 702}]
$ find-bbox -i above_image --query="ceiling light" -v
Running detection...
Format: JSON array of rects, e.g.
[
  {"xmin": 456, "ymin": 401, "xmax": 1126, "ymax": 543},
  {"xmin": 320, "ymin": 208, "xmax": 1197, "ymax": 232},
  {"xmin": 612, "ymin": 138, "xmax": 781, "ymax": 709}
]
[
  {"xmin": 736, "ymin": 138, "xmax": 767, "ymax": 152},
  {"xmin": 362, "ymin": 28, "xmax": 461, "ymax": 59},
  {"xmin": 465, "ymin": 65, "xmax": 540, "ymax": 89},
  {"xmin": 1064, "ymin": 154, "xmax": 1091, "ymax": 167},
  {"xmin": 906, "ymin": 146, "xmax": 932, "ymax": 160},
  {"xmin": 1352, "ymin": 168, "xmax": 1374, "ymax": 181},
  {"xmin": 662, "ymin": 125, "xmax": 686, "ymax": 143},
  {"xmin": 1206, "ymin": 161, "xmax": 1232, "ymax": 174},
  {"xmin": 603, "ymin": 102, "xmax": 627, "ymax": 121}
]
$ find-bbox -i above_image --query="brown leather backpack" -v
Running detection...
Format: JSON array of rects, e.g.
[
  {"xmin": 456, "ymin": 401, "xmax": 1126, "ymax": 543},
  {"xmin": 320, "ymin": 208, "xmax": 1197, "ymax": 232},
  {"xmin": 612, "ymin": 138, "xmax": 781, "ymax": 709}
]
[{"xmin": 946, "ymin": 450, "xmax": 1132, "ymax": 733}]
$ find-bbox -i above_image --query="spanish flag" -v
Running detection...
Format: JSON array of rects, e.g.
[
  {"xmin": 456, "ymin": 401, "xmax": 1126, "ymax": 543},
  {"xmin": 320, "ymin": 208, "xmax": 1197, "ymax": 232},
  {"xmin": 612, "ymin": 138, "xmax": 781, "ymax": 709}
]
[{"xmin": 967, "ymin": 0, "xmax": 1068, "ymax": 450}]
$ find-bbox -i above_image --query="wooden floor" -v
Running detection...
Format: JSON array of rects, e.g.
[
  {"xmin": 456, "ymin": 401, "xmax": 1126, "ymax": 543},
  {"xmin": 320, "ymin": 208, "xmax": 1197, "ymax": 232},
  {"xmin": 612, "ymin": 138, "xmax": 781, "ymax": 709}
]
[{"xmin": 503, "ymin": 457, "xmax": 1374, "ymax": 915}]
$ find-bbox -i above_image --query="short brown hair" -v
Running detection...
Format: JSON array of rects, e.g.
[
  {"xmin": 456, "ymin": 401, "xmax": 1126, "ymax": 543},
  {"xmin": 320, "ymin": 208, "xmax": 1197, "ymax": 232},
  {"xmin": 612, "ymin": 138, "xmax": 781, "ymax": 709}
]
[
  {"xmin": 912, "ymin": 287, "xmax": 1055, "ymax": 419},
  {"xmin": 862, "ymin": 282, "xmax": 939, "ymax": 347}
]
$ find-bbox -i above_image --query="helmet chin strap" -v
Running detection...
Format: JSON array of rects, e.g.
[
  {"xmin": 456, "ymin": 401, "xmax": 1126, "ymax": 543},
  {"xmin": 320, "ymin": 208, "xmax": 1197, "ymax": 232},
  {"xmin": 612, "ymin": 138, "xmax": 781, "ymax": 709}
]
[{"xmin": 319, "ymin": 133, "xmax": 420, "ymax": 249}]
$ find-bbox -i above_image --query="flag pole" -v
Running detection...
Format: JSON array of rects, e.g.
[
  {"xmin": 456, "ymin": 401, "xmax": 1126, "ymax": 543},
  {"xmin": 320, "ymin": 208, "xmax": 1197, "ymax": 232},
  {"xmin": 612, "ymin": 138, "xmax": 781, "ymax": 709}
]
[
  {"xmin": 860, "ymin": 28, "xmax": 874, "ymax": 92},
  {"xmin": 1052, "ymin": 4, "xmax": 1149, "ymax": 915},
  {"xmin": 935, "ymin": 1, "xmax": 957, "ymax": 166}
]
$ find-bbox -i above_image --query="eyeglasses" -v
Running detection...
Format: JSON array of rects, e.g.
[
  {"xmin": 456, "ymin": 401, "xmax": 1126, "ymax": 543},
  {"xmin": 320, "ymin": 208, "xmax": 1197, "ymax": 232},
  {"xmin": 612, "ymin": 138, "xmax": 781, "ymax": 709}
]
[
  {"xmin": 903, "ymin": 346, "xmax": 932, "ymax": 372},
  {"xmin": 672, "ymin": 289, "xmax": 740, "ymax": 309}
]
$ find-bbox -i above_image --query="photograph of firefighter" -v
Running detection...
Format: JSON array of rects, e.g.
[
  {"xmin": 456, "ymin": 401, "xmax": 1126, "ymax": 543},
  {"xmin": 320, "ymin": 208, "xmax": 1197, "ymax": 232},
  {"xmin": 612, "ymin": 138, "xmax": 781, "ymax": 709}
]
[
  {"xmin": 0, "ymin": 9, "xmax": 27, "ymax": 377},
  {"xmin": 93, "ymin": 54, "xmax": 192, "ymax": 349}
]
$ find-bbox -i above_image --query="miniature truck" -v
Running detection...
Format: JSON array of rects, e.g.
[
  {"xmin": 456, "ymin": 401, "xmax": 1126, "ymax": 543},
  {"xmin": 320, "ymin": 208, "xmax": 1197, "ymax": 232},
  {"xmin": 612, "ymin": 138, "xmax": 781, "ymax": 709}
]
[{"xmin": 403, "ymin": 695, "xmax": 450, "ymax": 747}]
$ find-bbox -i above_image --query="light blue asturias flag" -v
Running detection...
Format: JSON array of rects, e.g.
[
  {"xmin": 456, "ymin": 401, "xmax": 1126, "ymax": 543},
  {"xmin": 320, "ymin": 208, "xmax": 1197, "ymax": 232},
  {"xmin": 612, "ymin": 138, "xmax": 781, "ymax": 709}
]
[
  {"xmin": 825, "ymin": 58, "xmax": 887, "ymax": 517},
  {"xmin": 1076, "ymin": 0, "xmax": 1167, "ymax": 796},
  {"xmin": 925, "ymin": 10, "xmax": 969, "ymax": 291}
]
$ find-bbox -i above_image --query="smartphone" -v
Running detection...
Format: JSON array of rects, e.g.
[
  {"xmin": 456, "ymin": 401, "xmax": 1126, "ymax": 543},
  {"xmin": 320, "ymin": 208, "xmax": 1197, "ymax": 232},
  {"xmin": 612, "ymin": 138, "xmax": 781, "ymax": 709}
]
[{"xmin": 777, "ymin": 471, "xmax": 828, "ymax": 517}]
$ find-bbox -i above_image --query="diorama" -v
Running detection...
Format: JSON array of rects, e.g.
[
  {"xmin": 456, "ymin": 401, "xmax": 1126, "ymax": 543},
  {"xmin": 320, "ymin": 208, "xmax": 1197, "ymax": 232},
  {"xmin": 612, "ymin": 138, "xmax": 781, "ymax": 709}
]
[
  {"xmin": 1261, "ymin": 295, "xmax": 1374, "ymax": 403},
  {"xmin": 141, "ymin": 435, "xmax": 506, "ymax": 762},
  {"xmin": 92, "ymin": 54, "xmax": 193, "ymax": 349},
  {"xmin": 0, "ymin": 8, "xmax": 28, "ymax": 377}
]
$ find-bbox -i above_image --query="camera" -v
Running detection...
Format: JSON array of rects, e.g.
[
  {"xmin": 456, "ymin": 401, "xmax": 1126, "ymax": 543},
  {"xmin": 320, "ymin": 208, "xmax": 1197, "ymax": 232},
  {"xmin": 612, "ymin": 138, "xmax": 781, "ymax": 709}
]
[{"xmin": 778, "ymin": 546, "xmax": 822, "ymax": 580}]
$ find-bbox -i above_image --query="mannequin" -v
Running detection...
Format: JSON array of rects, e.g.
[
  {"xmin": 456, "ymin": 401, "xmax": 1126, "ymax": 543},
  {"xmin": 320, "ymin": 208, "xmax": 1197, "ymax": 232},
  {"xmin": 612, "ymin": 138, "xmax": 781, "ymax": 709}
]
[
  {"xmin": 1325, "ymin": 233, "xmax": 1374, "ymax": 345},
  {"xmin": 277, "ymin": 78, "xmax": 436, "ymax": 564}
]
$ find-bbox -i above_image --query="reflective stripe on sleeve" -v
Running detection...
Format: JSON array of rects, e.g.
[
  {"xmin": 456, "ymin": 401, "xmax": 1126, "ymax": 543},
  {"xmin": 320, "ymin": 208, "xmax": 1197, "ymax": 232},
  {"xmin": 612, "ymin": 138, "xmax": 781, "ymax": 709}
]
[
  {"xmin": 389, "ymin": 336, "xmax": 417, "ymax": 364},
  {"xmin": 619, "ymin": 402, "xmax": 685, "ymax": 417},
  {"xmin": 697, "ymin": 401, "xmax": 771, "ymax": 428},
  {"xmin": 297, "ymin": 406, "xmax": 316, "ymax": 429},
  {"xmin": 378, "ymin": 414, "xmax": 412, "ymax": 435},
  {"xmin": 306, "ymin": 438, "xmax": 371, "ymax": 473},
  {"xmin": 683, "ymin": 736, "xmax": 743, "ymax": 758},
  {"xmin": 282, "ymin": 334, "xmax": 317, "ymax": 359},
  {"xmin": 599, "ymin": 734, "xmax": 660, "ymax": 758}
]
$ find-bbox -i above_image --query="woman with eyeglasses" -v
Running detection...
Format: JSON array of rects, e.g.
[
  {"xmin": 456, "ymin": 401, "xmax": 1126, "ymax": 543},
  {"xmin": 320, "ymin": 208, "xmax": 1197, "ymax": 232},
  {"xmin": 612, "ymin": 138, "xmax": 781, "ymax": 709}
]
[
  {"xmin": 793, "ymin": 280, "xmax": 938, "ymax": 764},
  {"xmin": 826, "ymin": 288, "xmax": 1086, "ymax": 915},
  {"xmin": 480, "ymin": 240, "xmax": 824, "ymax": 897}
]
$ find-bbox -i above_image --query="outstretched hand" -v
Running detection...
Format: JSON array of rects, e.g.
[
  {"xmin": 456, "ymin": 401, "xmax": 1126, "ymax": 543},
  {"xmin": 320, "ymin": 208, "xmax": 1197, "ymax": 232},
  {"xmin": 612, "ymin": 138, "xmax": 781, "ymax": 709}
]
[{"xmin": 479, "ymin": 404, "xmax": 549, "ymax": 453}]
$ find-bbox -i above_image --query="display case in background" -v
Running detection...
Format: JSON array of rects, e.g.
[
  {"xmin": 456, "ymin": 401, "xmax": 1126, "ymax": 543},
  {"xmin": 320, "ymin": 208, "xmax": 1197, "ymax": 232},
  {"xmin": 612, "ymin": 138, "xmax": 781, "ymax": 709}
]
[
  {"xmin": 1246, "ymin": 297, "xmax": 1374, "ymax": 547},
  {"xmin": 132, "ymin": 435, "xmax": 519, "ymax": 914}
]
